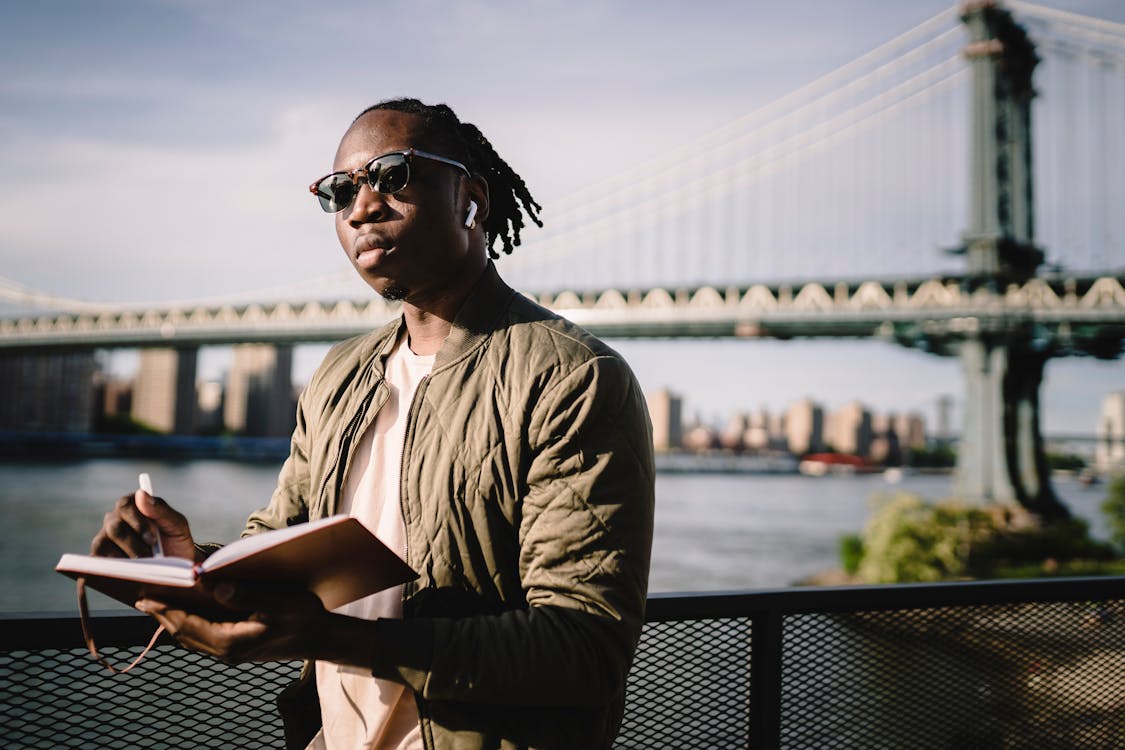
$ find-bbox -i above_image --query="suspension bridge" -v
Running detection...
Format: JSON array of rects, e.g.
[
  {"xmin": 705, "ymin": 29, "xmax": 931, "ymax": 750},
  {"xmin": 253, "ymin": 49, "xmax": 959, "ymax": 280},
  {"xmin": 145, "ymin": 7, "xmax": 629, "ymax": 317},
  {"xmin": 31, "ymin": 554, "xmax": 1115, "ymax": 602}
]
[{"xmin": 1, "ymin": 1, "xmax": 1124, "ymax": 515}]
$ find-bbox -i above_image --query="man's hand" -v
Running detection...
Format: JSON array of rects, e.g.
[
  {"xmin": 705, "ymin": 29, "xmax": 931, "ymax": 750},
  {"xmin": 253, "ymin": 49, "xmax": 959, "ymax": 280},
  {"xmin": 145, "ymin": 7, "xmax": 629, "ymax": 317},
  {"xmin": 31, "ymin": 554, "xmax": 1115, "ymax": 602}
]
[
  {"xmin": 134, "ymin": 584, "xmax": 378, "ymax": 667},
  {"xmin": 90, "ymin": 489, "xmax": 197, "ymax": 561}
]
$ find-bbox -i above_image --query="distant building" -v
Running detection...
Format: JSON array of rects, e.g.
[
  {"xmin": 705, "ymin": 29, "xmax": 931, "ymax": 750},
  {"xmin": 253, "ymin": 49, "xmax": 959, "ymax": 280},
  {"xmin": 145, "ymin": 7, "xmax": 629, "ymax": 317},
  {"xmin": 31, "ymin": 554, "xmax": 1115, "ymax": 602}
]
[
  {"xmin": 785, "ymin": 398, "xmax": 824, "ymax": 455},
  {"xmin": 0, "ymin": 351, "xmax": 96, "ymax": 432},
  {"xmin": 224, "ymin": 344, "xmax": 295, "ymax": 438},
  {"xmin": 869, "ymin": 413, "xmax": 899, "ymax": 464},
  {"xmin": 719, "ymin": 413, "xmax": 748, "ymax": 451},
  {"xmin": 681, "ymin": 420, "xmax": 718, "ymax": 452},
  {"xmin": 1096, "ymin": 392, "xmax": 1125, "ymax": 472},
  {"xmin": 872, "ymin": 412, "xmax": 912, "ymax": 464},
  {"xmin": 645, "ymin": 388, "xmax": 683, "ymax": 452},
  {"xmin": 132, "ymin": 347, "xmax": 197, "ymax": 434},
  {"xmin": 99, "ymin": 376, "xmax": 133, "ymax": 418},
  {"xmin": 196, "ymin": 380, "xmax": 224, "ymax": 434},
  {"xmin": 936, "ymin": 395, "xmax": 954, "ymax": 444},
  {"xmin": 825, "ymin": 401, "xmax": 872, "ymax": 456},
  {"xmin": 894, "ymin": 412, "xmax": 927, "ymax": 450},
  {"xmin": 743, "ymin": 408, "xmax": 773, "ymax": 451},
  {"xmin": 92, "ymin": 372, "xmax": 133, "ymax": 431},
  {"xmin": 768, "ymin": 411, "xmax": 787, "ymax": 450}
]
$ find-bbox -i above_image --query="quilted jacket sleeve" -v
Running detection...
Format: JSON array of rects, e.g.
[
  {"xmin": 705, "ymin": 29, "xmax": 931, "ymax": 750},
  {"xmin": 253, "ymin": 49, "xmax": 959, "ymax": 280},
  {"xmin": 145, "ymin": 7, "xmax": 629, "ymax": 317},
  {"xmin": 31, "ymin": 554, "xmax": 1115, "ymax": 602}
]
[
  {"xmin": 241, "ymin": 387, "xmax": 313, "ymax": 536},
  {"xmin": 369, "ymin": 354, "xmax": 656, "ymax": 706}
]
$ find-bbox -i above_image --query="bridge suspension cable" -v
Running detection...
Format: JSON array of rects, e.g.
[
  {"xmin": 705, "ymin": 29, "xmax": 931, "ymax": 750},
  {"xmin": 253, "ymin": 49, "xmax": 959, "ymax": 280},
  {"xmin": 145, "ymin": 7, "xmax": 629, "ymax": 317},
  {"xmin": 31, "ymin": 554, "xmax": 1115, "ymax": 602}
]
[
  {"xmin": 502, "ymin": 1, "xmax": 1125, "ymax": 292},
  {"xmin": 1013, "ymin": 1, "xmax": 1125, "ymax": 276},
  {"xmin": 508, "ymin": 6, "xmax": 967, "ymax": 292},
  {"xmin": 0, "ymin": 276, "xmax": 114, "ymax": 313},
  {"xmin": 0, "ymin": 269, "xmax": 366, "ymax": 315},
  {"xmin": 507, "ymin": 54, "xmax": 968, "ymax": 274},
  {"xmin": 1010, "ymin": 1, "xmax": 1125, "ymax": 45},
  {"xmin": 546, "ymin": 10, "xmax": 962, "ymax": 220}
]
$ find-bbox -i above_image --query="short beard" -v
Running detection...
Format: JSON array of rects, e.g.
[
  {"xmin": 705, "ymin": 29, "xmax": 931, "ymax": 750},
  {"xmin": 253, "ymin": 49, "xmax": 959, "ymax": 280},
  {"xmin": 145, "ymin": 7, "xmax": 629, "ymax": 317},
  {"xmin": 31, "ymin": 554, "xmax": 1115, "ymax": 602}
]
[{"xmin": 379, "ymin": 284, "xmax": 410, "ymax": 302}]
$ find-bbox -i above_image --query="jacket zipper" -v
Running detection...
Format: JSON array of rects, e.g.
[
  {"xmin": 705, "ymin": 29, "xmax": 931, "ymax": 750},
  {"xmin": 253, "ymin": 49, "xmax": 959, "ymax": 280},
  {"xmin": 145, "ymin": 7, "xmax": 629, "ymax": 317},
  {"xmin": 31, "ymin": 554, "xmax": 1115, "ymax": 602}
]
[
  {"xmin": 317, "ymin": 382, "xmax": 384, "ymax": 516},
  {"xmin": 398, "ymin": 373, "xmax": 429, "ymax": 590},
  {"xmin": 399, "ymin": 373, "xmax": 432, "ymax": 747}
]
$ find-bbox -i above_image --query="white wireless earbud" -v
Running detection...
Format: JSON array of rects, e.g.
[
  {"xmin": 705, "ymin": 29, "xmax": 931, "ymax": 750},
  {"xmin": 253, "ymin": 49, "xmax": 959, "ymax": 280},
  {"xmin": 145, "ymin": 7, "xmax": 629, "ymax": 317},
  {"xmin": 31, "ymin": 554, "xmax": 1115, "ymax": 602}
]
[{"xmin": 464, "ymin": 200, "xmax": 478, "ymax": 229}]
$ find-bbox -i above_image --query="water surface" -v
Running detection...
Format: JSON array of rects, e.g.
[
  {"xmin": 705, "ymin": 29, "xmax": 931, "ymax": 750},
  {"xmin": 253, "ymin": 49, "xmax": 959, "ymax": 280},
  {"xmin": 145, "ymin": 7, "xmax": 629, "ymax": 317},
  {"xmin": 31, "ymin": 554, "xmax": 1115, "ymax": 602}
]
[{"xmin": 0, "ymin": 459, "xmax": 1109, "ymax": 612}]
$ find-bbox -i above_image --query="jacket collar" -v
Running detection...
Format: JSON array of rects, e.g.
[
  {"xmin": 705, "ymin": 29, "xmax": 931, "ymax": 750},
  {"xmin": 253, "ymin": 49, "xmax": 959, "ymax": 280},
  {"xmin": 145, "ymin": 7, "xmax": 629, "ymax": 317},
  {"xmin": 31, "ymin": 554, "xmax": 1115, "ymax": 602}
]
[
  {"xmin": 365, "ymin": 261, "xmax": 517, "ymax": 376},
  {"xmin": 435, "ymin": 261, "xmax": 517, "ymax": 371}
]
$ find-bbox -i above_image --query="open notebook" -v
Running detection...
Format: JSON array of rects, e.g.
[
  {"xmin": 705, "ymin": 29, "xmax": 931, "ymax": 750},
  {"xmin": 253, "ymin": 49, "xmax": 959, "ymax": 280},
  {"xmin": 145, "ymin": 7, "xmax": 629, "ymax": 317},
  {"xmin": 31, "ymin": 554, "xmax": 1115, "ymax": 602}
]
[{"xmin": 57, "ymin": 515, "xmax": 417, "ymax": 616}]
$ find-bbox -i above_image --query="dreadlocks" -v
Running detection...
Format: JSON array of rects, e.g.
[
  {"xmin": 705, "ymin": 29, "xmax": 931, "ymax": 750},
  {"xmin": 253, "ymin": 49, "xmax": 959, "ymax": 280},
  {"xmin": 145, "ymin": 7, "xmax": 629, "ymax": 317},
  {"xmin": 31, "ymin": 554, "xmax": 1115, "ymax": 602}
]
[{"xmin": 355, "ymin": 98, "xmax": 543, "ymax": 260}]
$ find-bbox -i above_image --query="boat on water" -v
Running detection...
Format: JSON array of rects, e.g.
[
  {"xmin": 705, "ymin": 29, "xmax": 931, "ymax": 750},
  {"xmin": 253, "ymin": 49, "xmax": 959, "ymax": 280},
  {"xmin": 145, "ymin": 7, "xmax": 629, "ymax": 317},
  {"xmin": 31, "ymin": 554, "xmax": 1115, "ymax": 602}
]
[
  {"xmin": 797, "ymin": 452, "xmax": 882, "ymax": 477},
  {"xmin": 655, "ymin": 451, "xmax": 798, "ymax": 474},
  {"xmin": 1077, "ymin": 469, "xmax": 1100, "ymax": 486},
  {"xmin": 882, "ymin": 467, "xmax": 904, "ymax": 484}
]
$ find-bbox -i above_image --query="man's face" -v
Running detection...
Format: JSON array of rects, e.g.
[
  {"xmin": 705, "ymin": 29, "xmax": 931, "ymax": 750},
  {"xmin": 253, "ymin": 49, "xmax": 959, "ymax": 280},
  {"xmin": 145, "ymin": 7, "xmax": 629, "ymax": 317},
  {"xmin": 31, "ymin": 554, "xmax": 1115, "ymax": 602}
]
[{"xmin": 332, "ymin": 110, "xmax": 479, "ymax": 302}]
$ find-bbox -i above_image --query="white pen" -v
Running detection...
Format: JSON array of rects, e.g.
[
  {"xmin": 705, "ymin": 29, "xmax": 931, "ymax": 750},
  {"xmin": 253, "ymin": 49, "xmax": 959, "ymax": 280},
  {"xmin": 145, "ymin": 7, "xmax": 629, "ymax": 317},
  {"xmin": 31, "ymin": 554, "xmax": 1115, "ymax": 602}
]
[{"xmin": 138, "ymin": 473, "xmax": 164, "ymax": 558}]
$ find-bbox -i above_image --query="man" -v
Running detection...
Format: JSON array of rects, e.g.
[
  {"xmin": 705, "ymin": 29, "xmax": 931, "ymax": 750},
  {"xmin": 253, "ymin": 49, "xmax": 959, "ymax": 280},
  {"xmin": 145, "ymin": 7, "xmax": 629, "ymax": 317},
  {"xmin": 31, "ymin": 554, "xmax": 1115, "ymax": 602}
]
[{"xmin": 91, "ymin": 99, "xmax": 655, "ymax": 750}]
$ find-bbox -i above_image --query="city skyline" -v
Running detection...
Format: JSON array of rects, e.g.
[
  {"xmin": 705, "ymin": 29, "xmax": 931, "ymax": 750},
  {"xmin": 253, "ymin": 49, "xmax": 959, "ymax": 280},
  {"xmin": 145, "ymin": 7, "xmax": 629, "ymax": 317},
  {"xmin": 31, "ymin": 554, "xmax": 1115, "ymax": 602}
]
[
  {"xmin": 4, "ymin": 0, "xmax": 1124, "ymax": 436},
  {"xmin": 99, "ymin": 338, "xmax": 1116, "ymax": 439},
  {"xmin": 94, "ymin": 330, "xmax": 1116, "ymax": 436},
  {"xmin": 96, "ymin": 349, "xmax": 937, "ymax": 452}
]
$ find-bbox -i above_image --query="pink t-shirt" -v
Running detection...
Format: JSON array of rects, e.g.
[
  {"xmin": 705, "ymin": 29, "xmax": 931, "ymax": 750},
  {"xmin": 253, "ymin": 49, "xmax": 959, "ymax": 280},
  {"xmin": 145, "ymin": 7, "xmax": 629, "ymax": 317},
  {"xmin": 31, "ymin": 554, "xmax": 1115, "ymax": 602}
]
[{"xmin": 309, "ymin": 334, "xmax": 432, "ymax": 750}]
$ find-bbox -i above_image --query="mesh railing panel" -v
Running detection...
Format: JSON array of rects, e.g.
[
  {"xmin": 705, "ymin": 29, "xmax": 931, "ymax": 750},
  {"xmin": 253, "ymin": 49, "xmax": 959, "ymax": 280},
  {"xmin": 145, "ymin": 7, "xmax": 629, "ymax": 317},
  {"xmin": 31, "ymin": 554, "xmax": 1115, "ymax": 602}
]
[
  {"xmin": 3, "ymin": 584, "xmax": 1123, "ymax": 749},
  {"xmin": 615, "ymin": 617, "xmax": 752, "ymax": 749},
  {"xmin": 780, "ymin": 600, "xmax": 1125, "ymax": 750},
  {"xmin": 1, "ymin": 643, "xmax": 299, "ymax": 749}
]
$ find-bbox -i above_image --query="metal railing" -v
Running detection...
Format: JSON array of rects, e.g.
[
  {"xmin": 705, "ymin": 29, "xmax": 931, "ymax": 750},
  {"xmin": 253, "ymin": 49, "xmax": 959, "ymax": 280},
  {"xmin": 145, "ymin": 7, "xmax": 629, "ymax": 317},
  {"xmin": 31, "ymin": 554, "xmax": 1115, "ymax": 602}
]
[{"xmin": 3, "ymin": 577, "xmax": 1123, "ymax": 749}]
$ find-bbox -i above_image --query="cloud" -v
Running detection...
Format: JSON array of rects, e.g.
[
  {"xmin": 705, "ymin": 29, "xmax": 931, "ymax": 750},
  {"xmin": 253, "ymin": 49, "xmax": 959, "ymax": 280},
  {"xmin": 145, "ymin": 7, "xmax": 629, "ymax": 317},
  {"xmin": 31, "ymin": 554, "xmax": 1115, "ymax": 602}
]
[{"xmin": 0, "ymin": 105, "xmax": 353, "ymax": 302}]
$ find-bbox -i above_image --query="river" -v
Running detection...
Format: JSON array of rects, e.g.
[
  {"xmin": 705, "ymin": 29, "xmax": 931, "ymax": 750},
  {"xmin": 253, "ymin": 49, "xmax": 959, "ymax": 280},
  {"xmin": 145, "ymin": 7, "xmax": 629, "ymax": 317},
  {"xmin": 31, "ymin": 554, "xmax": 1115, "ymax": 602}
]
[{"xmin": 0, "ymin": 459, "xmax": 1111, "ymax": 613}]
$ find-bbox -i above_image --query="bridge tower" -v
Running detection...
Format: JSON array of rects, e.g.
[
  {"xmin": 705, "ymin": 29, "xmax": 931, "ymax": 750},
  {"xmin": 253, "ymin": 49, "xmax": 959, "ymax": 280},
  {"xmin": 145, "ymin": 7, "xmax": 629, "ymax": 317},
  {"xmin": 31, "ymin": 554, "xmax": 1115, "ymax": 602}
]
[{"xmin": 954, "ymin": 1, "xmax": 1068, "ymax": 519}]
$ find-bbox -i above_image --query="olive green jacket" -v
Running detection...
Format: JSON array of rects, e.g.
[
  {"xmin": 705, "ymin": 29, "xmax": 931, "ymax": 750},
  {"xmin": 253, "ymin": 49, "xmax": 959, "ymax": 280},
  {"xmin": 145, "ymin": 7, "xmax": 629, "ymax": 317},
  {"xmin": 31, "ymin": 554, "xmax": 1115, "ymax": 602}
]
[{"xmin": 244, "ymin": 263, "xmax": 655, "ymax": 750}]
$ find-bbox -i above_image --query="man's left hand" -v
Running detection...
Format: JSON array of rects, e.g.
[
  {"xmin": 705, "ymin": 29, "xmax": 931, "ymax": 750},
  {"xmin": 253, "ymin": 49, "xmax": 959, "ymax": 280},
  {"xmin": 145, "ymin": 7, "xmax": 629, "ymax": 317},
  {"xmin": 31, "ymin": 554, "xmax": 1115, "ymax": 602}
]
[{"xmin": 135, "ymin": 582, "xmax": 326, "ymax": 664}]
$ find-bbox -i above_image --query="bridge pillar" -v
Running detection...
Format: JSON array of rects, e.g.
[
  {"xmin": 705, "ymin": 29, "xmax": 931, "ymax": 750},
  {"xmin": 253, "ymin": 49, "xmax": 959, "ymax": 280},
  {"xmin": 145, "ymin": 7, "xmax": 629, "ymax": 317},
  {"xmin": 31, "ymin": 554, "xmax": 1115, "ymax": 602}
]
[
  {"xmin": 956, "ymin": 334, "xmax": 1069, "ymax": 520},
  {"xmin": 961, "ymin": 1, "xmax": 1042, "ymax": 283},
  {"xmin": 1095, "ymin": 394, "xmax": 1125, "ymax": 472},
  {"xmin": 952, "ymin": 3, "xmax": 1070, "ymax": 519},
  {"xmin": 0, "ymin": 351, "xmax": 96, "ymax": 432},
  {"xmin": 132, "ymin": 347, "xmax": 197, "ymax": 434},
  {"xmin": 224, "ymin": 344, "xmax": 294, "ymax": 437}
]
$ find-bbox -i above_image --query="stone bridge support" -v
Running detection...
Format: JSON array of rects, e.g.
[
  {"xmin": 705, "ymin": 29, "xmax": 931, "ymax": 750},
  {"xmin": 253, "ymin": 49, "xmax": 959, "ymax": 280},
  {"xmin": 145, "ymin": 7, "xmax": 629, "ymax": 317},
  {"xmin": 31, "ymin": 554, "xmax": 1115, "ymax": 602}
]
[{"xmin": 956, "ymin": 334, "xmax": 1069, "ymax": 520}]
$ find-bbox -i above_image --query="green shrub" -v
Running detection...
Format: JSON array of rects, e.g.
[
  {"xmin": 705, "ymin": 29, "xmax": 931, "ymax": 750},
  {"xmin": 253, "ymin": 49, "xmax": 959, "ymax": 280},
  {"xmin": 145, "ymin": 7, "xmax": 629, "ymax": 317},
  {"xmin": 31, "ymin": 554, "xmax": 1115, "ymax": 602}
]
[
  {"xmin": 991, "ymin": 558, "xmax": 1125, "ymax": 579},
  {"xmin": 906, "ymin": 445, "xmax": 956, "ymax": 468},
  {"xmin": 1046, "ymin": 452, "xmax": 1086, "ymax": 471},
  {"xmin": 855, "ymin": 494, "xmax": 993, "ymax": 583},
  {"xmin": 973, "ymin": 516, "xmax": 1115, "ymax": 574},
  {"xmin": 839, "ymin": 534, "xmax": 864, "ymax": 576},
  {"xmin": 849, "ymin": 493, "xmax": 1121, "ymax": 584}
]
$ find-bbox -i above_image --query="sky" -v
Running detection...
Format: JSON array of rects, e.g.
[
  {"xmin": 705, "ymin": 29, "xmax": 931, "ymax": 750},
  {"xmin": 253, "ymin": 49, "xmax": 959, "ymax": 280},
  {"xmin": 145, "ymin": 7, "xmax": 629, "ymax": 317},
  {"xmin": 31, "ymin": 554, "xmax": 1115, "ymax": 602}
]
[{"xmin": 2, "ymin": 0, "xmax": 1124, "ymax": 435}]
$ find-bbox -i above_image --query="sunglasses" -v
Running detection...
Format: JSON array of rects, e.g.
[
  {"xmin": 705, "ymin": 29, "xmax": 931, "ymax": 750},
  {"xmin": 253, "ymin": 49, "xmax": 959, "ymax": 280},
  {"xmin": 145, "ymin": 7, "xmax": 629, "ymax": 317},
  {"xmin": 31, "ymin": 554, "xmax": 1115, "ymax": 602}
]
[{"xmin": 309, "ymin": 148, "xmax": 471, "ymax": 214}]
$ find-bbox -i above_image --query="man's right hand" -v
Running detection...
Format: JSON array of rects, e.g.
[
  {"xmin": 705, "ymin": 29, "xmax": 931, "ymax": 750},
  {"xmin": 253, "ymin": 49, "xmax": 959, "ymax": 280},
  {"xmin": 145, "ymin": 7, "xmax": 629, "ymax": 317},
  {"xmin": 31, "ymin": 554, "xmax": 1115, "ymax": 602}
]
[{"xmin": 90, "ymin": 489, "xmax": 197, "ymax": 561}]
